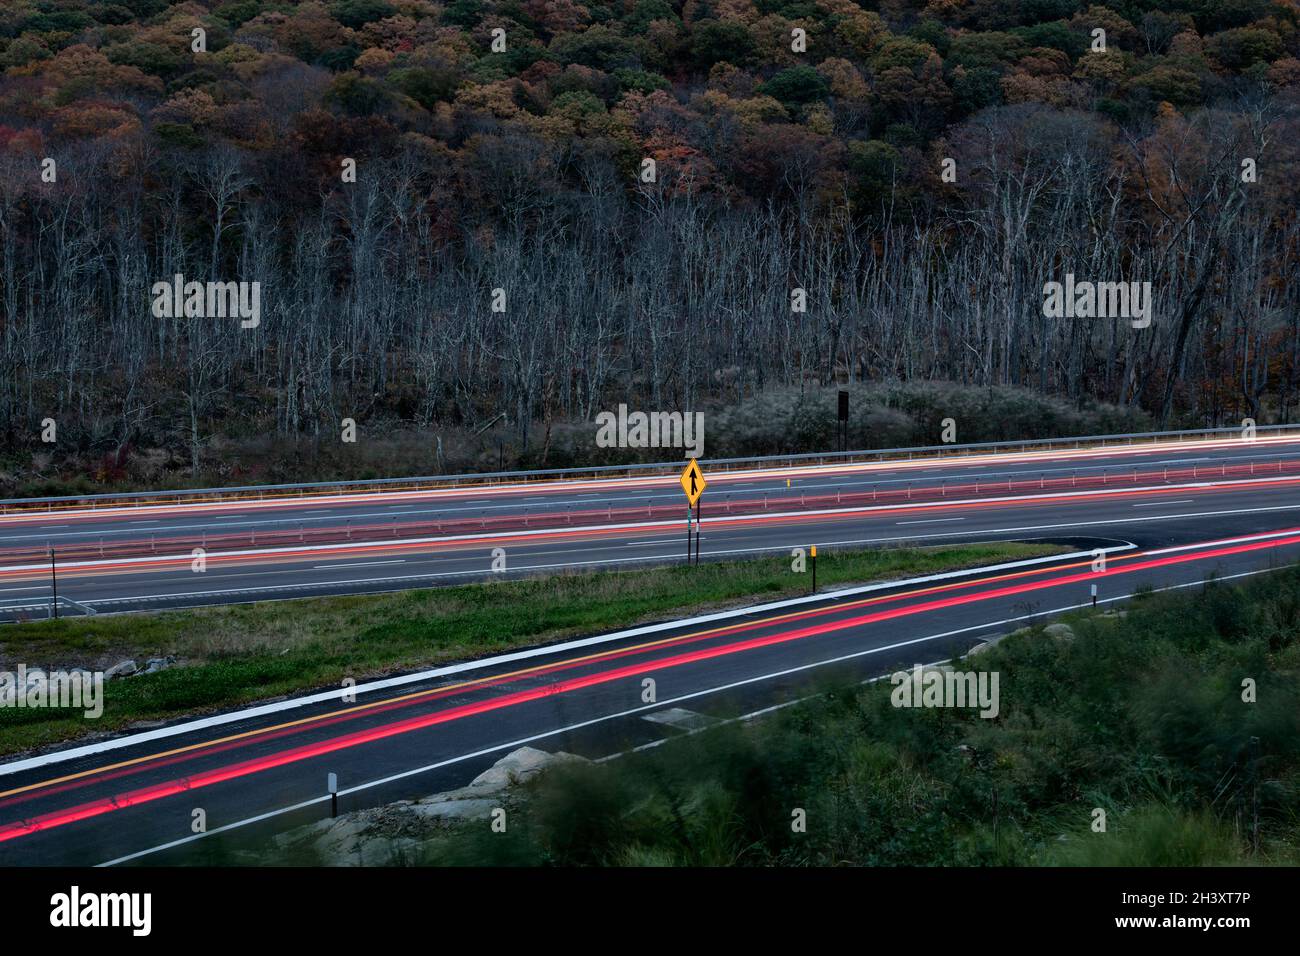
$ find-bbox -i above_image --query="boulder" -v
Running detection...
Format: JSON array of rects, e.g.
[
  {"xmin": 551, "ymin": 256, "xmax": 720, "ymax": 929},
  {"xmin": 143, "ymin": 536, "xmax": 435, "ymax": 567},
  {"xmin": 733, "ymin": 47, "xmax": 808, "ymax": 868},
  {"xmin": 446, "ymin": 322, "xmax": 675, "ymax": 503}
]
[
  {"xmin": 1044, "ymin": 622, "xmax": 1076, "ymax": 642},
  {"xmin": 409, "ymin": 799, "xmax": 497, "ymax": 822},
  {"xmin": 467, "ymin": 746, "xmax": 584, "ymax": 791},
  {"xmin": 142, "ymin": 656, "xmax": 177, "ymax": 674},
  {"xmin": 268, "ymin": 747, "xmax": 586, "ymax": 865},
  {"xmin": 105, "ymin": 660, "xmax": 138, "ymax": 679}
]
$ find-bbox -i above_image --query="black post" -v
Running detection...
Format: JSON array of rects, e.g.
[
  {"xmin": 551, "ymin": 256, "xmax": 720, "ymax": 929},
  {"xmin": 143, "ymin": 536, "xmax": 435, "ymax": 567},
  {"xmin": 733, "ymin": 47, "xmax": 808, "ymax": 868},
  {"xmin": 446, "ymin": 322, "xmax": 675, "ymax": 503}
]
[
  {"xmin": 686, "ymin": 508, "xmax": 692, "ymax": 564},
  {"xmin": 693, "ymin": 501, "xmax": 700, "ymax": 565},
  {"xmin": 49, "ymin": 547, "xmax": 58, "ymax": 620},
  {"xmin": 811, "ymin": 548, "xmax": 817, "ymax": 594},
  {"xmin": 837, "ymin": 390, "xmax": 849, "ymax": 453}
]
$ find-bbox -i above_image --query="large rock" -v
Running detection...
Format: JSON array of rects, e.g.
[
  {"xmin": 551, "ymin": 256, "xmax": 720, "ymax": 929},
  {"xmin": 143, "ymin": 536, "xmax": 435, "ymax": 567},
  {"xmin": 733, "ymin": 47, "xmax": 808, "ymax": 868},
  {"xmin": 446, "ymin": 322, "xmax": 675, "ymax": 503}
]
[
  {"xmin": 269, "ymin": 747, "xmax": 588, "ymax": 865},
  {"xmin": 467, "ymin": 746, "xmax": 582, "ymax": 791},
  {"xmin": 142, "ymin": 656, "xmax": 177, "ymax": 674},
  {"xmin": 1044, "ymin": 622, "xmax": 1076, "ymax": 642},
  {"xmin": 105, "ymin": 660, "xmax": 137, "ymax": 679},
  {"xmin": 408, "ymin": 799, "xmax": 498, "ymax": 822}
]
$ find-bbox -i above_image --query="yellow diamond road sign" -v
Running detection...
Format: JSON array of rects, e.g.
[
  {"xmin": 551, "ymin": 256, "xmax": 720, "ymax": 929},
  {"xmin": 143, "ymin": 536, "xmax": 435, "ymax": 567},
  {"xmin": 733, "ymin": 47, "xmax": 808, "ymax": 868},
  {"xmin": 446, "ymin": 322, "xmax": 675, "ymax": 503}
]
[{"xmin": 680, "ymin": 458, "xmax": 707, "ymax": 508}]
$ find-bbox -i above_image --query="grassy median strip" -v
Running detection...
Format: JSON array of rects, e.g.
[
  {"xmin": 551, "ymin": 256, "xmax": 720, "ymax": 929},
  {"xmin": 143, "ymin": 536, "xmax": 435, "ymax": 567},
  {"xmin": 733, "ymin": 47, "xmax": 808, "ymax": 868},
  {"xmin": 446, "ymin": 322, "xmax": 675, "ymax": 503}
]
[{"xmin": 0, "ymin": 541, "xmax": 1065, "ymax": 756}]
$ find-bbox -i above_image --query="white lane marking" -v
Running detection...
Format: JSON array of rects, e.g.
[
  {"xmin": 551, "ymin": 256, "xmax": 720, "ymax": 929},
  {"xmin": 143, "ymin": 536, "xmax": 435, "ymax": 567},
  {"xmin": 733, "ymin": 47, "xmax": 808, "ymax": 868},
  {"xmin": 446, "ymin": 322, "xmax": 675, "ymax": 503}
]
[
  {"xmin": 98, "ymin": 638, "xmax": 1012, "ymax": 865},
  {"xmin": 616, "ymin": 657, "xmax": 953, "ymax": 757},
  {"xmin": 61, "ymin": 503, "xmax": 1300, "ymax": 629},
  {"xmin": 0, "ymin": 472, "xmax": 1282, "ymax": 575},
  {"xmin": 98, "ymin": 562, "xmax": 1292, "ymax": 867},
  {"xmin": 0, "ymin": 547, "xmax": 1125, "ymax": 778},
  {"xmin": 98, "ymin": 795, "xmax": 333, "ymax": 867},
  {"xmin": 18, "ymin": 486, "xmax": 1300, "ymax": 609},
  {"xmin": 1132, "ymin": 499, "xmax": 1194, "ymax": 508},
  {"xmin": 1140, "ymin": 526, "xmax": 1300, "ymax": 556},
  {"xmin": 896, "ymin": 517, "xmax": 966, "ymax": 525},
  {"xmin": 312, "ymin": 560, "xmax": 406, "ymax": 570},
  {"xmin": 12, "ymin": 495, "xmax": 1300, "ymax": 614},
  {"xmin": 48, "ymin": 533, "xmax": 1115, "ymax": 610}
]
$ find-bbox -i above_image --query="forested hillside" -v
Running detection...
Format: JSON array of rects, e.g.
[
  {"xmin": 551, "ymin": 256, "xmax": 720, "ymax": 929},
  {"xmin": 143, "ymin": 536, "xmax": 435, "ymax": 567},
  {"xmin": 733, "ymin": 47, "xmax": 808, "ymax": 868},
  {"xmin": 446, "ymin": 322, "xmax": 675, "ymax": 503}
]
[{"xmin": 0, "ymin": 1, "xmax": 1298, "ymax": 488}]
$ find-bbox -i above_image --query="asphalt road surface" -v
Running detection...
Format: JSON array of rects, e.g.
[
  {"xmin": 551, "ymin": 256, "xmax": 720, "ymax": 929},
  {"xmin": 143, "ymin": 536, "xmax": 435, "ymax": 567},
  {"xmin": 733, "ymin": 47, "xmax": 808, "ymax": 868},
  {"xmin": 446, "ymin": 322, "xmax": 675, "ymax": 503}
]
[
  {"xmin": 1, "ymin": 433, "xmax": 1299, "ymax": 864},
  {"xmin": 1, "ymin": 433, "xmax": 1299, "ymax": 620}
]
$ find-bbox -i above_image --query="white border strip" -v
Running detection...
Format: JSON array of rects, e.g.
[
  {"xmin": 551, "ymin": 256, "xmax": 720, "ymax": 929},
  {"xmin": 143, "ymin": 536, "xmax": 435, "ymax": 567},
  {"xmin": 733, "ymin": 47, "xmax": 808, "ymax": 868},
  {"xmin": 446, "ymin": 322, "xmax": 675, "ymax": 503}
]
[
  {"xmin": 96, "ymin": 561, "xmax": 1294, "ymax": 867},
  {"xmin": 19, "ymin": 500, "xmax": 1300, "ymax": 616},
  {"xmin": 11, "ymin": 522, "xmax": 1297, "ymax": 779},
  {"xmin": 0, "ymin": 546, "xmax": 1124, "ymax": 778}
]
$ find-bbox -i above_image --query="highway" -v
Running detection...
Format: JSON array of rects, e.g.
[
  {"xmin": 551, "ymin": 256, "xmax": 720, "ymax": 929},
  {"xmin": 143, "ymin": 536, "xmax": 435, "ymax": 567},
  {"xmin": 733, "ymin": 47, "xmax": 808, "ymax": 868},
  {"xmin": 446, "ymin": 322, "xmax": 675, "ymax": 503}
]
[
  {"xmin": 2, "ymin": 431, "xmax": 1300, "ymax": 865},
  {"xmin": 2, "ymin": 432, "xmax": 1300, "ymax": 620},
  {"xmin": 2, "ymin": 526, "xmax": 1299, "ymax": 865}
]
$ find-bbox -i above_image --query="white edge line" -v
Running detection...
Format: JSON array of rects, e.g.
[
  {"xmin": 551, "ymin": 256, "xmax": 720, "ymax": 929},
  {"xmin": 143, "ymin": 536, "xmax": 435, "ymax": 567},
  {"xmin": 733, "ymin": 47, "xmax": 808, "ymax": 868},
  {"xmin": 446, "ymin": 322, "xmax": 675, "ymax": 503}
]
[
  {"xmin": 13, "ymin": 521, "xmax": 1297, "ymax": 777},
  {"xmin": 54, "ymin": 501, "xmax": 1300, "ymax": 610},
  {"xmin": 2, "ymin": 472, "xmax": 1292, "ymax": 575},
  {"xmin": 0, "ymin": 546, "xmax": 1127, "ymax": 778},
  {"xmin": 97, "ymin": 562, "xmax": 1292, "ymax": 867}
]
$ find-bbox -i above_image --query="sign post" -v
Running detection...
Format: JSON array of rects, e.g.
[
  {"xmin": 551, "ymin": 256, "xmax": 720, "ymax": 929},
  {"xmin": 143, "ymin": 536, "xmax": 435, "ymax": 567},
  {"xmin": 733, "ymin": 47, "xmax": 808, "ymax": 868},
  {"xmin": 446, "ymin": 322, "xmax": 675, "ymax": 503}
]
[
  {"xmin": 686, "ymin": 507, "xmax": 692, "ymax": 562},
  {"xmin": 679, "ymin": 459, "xmax": 707, "ymax": 566},
  {"xmin": 694, "ymin": 501, "xmax": 701, "ymax": 565}
]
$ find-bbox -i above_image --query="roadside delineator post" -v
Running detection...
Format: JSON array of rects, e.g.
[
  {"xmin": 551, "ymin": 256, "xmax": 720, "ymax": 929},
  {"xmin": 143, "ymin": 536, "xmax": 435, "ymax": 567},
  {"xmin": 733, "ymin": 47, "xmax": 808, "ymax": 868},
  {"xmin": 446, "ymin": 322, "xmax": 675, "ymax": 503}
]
[
  {"xmin": 811, "ymin": 545, "xmax": 817, "ymax": 594},
  {"xmin": 328, "ymin": 772, "xmax": 339, "ymax": 818},
  {"xmin": 1090, "ymin": 583, "xmax": 1097, "ymax": 608}
]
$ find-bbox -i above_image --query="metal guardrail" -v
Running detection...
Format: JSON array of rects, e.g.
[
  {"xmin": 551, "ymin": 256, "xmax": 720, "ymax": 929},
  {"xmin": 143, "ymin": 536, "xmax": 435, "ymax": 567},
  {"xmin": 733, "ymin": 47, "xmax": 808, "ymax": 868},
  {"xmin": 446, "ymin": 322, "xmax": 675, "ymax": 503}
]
[{"xmin": 1, "ymin": 423, "xmax": 1297, "ymax": 513}]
